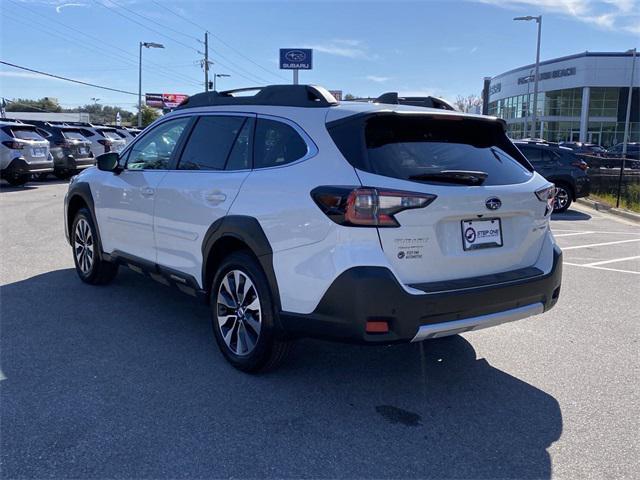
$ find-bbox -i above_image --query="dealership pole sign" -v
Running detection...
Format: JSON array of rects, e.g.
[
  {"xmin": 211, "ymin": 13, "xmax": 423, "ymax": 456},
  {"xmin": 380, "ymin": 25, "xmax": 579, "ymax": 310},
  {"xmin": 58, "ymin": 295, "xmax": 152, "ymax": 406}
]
[
  {"xmin": 279, "ymin": 48, "xmax": 313, "ymax": 85},
  {"xmin": 145, "ymin": 93, "xmax": 189, "ymax": 110}
]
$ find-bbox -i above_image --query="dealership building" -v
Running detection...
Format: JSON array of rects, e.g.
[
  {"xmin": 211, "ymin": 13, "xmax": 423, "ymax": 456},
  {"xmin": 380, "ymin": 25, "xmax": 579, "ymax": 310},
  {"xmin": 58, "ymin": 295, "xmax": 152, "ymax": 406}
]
[{"xmin": 486, "ymin": 51, "xmax": 639, "ymax": 147}]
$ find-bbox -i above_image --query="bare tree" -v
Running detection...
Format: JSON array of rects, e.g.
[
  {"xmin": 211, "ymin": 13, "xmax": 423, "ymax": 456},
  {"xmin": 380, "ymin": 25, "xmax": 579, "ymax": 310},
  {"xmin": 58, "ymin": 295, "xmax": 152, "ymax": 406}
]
[{"xmin": 454, "ymin": 94, "xmax": 482, "ymax": 113}]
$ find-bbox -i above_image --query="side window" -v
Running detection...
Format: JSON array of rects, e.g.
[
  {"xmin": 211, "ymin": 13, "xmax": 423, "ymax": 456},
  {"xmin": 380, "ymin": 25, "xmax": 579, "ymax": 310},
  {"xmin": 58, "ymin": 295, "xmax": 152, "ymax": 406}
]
[
  {"xmin": 543, "ymin": 150, "xmax": 559, "ymax": 163},
  {"xmin": 519, "ymin": 146, "xmax": 543, "ymax": 164},
  {"xmin": 253, "ymin": 118, "xmax": 308, "ymax": 169},
  {"xmin": 178, "ymin": 115, "xmax": 246, "ymax": 171},
  {"xmin": 127, "ymin": 118, "xmax": 190, "ymax": 170},
  {"xmin": 226, "ymin": 117, "xmax": 254, "ymax": 171}
]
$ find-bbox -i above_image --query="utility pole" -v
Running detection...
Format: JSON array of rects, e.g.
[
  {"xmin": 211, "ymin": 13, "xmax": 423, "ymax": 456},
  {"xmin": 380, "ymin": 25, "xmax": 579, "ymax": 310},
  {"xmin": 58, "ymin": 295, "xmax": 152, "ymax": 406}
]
[
  {"xmin": 204, "ymin": 32, "xmax": 210, "ymax": 92},
  {"xmin": 514, "ymin": 15, "xmax": 542, "ymax": 138},
  {"xmin": 616, "ymin": 47, "xmax": 637, "ymax": 208}
]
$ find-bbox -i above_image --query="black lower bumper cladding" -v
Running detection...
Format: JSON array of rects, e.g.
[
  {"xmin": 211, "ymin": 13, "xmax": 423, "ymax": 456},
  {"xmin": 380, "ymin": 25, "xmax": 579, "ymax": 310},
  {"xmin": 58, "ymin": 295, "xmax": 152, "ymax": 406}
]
[{"xmin": 280, "ymin": 246, "xmax": 562, "ymax": 344}]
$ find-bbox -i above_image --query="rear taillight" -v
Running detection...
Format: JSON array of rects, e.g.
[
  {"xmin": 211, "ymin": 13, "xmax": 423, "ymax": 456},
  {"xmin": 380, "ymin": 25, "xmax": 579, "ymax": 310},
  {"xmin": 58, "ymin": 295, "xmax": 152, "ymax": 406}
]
[
  {"xmin": 97, "ymin": 139, "xmax": 112, "ymax": 152},
  {"xmin": 2, "ymin": 140, "xmax": 25, "ymax": 150},
  {"xmin": 311, "ymin": 186, "xmax": 437, "ymax": 227},
  {"xmin": 572, "ymin": 160, "xmax": 589, "ymax": 171},
  {"xmin": 535, "ymin": 185, "xmax": 556, "ymax": 213}
]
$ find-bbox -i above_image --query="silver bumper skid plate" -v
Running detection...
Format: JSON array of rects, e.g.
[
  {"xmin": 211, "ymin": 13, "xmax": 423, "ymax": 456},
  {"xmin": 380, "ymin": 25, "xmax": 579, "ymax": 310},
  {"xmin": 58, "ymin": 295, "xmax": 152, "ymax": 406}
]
[{"xmin": 411, "ymin": 302, "xmax": 544, "ymax": 342}]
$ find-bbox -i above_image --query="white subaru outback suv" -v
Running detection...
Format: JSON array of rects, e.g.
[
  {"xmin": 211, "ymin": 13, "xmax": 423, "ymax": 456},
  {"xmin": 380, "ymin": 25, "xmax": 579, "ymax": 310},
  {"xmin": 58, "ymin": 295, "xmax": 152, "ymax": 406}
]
[{"xmin": 64, "ymin": 85, "xmax": 562, "ymax": 372}]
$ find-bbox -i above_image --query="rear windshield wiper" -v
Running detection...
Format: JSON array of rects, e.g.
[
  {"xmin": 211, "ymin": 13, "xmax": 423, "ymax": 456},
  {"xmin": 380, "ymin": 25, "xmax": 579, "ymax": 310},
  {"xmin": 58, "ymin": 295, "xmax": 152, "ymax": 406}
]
[{"xmin": 408, "ymin": 170, "xmax": 488, "ymax": 186}]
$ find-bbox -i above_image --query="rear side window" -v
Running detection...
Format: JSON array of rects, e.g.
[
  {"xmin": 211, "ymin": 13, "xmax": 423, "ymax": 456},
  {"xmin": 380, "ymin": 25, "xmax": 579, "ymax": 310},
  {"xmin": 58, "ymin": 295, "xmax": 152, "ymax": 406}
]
[
  {"xmin": 329, "ymin": 114, "xmax": 532, "ymax": 186},
  {"xmin": 102, "ymin": 130, "xmax": 121, "ymax": 140},
  {"xmin": 10, "ymin": 128, "xmax": 45, "ymax": 141},
  {"xmin": 178, "ymin": 115, "xmax": 247, "ymax": 171},
  {"xmin": 253, "ymin": 118, "xmax": 308, "ymax": 169}
]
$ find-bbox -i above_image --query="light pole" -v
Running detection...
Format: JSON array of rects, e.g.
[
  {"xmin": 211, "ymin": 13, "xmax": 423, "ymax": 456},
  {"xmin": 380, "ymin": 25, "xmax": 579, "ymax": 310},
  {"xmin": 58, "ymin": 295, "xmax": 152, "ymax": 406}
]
[
  {"xmin": 616, "ymin": 48, "xmax": 637, "ymax": 208},
  {"xmin": 214, "ymin": 73, "xmax": 230, "ymax": 91},
  {"xmin": 138, "ymin": 41, "xmax": 164, "ymax": 128},
  {"xmin": 524, "ymin": 68, "xmax": 533, "ymax": 138},
  {"xmin": 514, "ymin": 15, "xmax": 542, "ymax": 139},
  {"xmin": 91, "ymin": 97, "xmax": 100, "ymax": 104}
]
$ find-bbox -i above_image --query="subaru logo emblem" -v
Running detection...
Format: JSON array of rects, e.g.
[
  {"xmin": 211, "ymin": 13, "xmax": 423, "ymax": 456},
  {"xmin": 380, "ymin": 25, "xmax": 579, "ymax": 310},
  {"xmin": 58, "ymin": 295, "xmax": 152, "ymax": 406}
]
[
  {"xmin": 285, "ymin": 50, "xmax": 307, "ymax": 62},
  {"xmin": 485, "ymin": 197, "xmax": 502, "ymax": 210}
]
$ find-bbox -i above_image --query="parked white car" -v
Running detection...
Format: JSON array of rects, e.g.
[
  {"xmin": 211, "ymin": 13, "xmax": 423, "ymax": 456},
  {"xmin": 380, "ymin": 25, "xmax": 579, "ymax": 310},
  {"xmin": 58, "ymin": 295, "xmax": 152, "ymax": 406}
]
[
  {"xmin": 1, "ymin": 120, "xmax": 53, "ymax": 186},
  {"xmin": 62, "ymin": 123, "xmax": 126, "ymax": 156},
  {"xmin": 64, "ymin": 85, "xmax": 562, "ymax": 372}
]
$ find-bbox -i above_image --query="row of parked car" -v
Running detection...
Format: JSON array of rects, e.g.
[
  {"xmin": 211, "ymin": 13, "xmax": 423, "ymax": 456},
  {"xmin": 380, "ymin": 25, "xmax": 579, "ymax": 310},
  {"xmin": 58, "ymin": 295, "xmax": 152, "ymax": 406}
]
[{"xmin": 0, "ymin": 120, "xmax": 140, "ymax": 186}]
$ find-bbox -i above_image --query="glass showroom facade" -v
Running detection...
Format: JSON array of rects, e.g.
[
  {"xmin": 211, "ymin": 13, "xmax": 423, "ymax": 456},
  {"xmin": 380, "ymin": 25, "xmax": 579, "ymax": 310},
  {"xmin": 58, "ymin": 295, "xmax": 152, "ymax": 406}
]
[{"xmin": 486, "ymin": 52, "xmax": 639, "ymax": 148}]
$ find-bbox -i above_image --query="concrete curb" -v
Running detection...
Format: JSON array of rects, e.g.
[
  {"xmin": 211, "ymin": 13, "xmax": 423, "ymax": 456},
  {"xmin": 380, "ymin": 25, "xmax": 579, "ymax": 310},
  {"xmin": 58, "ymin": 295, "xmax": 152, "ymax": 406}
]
[{"xmin": 577, "ymin": 198, "xmax": 640, "ymax": 224}]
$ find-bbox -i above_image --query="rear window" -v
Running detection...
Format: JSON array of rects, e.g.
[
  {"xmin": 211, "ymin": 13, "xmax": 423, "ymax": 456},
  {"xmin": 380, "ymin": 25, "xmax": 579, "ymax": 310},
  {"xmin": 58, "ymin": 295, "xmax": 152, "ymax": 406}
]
[
  {"xmin": 329, "ymin": 114, "xmax": 533, "ymax": 186},
  {"xmin": 101, "ymin": 130, "xmax": 121, "ymax": 140},
  {"xmin": 62, "ymin": 130, "xmax": 87, "ymax": 141},
  {"xmin": 9, "ymin": 127, "xmax": 46, "ymax": 141}
]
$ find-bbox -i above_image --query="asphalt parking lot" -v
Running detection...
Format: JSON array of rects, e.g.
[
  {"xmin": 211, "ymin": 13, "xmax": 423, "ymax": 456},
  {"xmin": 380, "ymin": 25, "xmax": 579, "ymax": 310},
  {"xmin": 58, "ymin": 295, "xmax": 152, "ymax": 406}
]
[{"xmin": 1, "ymin": 180, "xmax": 639, "ymax": 479}]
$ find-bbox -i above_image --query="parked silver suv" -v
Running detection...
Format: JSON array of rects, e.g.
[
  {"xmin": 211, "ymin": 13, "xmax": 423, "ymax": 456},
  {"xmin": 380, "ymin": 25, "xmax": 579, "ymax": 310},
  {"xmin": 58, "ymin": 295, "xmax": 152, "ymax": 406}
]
[{"xmin": 1, "ymin": 121, "xmax": 53, "ymax": 186}]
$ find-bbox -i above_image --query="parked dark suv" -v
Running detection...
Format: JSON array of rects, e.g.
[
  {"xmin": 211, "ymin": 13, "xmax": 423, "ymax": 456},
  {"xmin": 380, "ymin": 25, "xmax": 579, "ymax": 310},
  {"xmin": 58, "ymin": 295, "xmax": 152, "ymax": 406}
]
[
  {"xmin": 560, "ymin": 142, "xmax": 606, "ymax": 157},
  {"xmin": 606, "ymin": 143, "xmax": 640, "ymax": 169},
  {"xmin": 515, "ymin": 140, "xmax": 590, "ymax": 213},
  {"xmin": 26, "ymin": 121, "xmax": 95, "ymax": 179}
]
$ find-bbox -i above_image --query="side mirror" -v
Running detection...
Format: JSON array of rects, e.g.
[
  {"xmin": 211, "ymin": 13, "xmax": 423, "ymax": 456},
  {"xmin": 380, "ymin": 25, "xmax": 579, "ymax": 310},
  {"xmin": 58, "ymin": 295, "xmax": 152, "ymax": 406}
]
[{"xmin": 97, "ymin": 152, "xmax": 120, "ymax": 172}]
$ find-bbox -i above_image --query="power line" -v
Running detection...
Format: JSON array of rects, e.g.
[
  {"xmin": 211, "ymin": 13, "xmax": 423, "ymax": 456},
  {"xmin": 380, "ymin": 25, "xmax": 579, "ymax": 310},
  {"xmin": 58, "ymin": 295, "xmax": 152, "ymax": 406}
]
[
  {"xmin": 5, "ymin": 0, "xmax": 202, "ymax": 87},
  {"xmin": 150, "ymin": 0, "xmax": 288, "ymax": 82},
  {"xmin": 0, "ymin": 61, "xmax": 138, "ymax": 96}
]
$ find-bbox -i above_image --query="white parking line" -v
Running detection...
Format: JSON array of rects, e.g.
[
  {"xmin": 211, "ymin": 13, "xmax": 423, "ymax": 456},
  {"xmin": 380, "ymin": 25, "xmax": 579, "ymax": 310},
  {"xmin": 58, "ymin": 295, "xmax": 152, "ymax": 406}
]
[
  {"xmin": 562, "ymin": 239, "xmax": 640, "ymax": 250},
  {"xmin": 552, "ymin": 229, "xmax": 640, "ymax": 236},
  {"xmin": 554, "ymin": 231, "xmax": 594, "ymax": 237},
  {"xmin": 583, "ymin": 255, "xmax": 640, "ymax": 267},
  {"xmin": 564, "ymin": 262, "xmax": 640, "ymax": 275}
]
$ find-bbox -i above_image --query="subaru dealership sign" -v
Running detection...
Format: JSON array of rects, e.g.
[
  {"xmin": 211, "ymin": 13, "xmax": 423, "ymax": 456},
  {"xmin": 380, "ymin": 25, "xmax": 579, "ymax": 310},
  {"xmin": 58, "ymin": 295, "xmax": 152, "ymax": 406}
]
[{"xmin": 280, "ymin": 49, "xmax": 313, "ymax": 70}]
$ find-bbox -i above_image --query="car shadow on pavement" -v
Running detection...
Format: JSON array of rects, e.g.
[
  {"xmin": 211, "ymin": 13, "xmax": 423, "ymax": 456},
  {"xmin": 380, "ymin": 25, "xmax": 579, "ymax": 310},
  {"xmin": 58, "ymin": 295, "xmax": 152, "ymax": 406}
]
[
  {"xmin": 551, "ymin": 208, "xmax": 591, "ymax": 221},
  {"xmin": 1, "ymin": 268, "xmax": 562, "ymax": 479}
]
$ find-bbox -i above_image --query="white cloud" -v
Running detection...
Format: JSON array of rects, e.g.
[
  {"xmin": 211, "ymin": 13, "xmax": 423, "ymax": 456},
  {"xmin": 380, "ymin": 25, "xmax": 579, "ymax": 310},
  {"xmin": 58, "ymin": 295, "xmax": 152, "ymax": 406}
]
[
  {"xmin": 443, "ymin": 46, "xmax": 463, "ymax": 53},
  {"xmin": 0, "ymin": 71, "xmax": 67, "ymax": 82},
  {"xmin": 55, "ymin": 2, "xmax": 86, "ymax": 13},
  {"xmin": 475, "ymin": 0, "xmax": 640, "ymax": 33},
  {"xmin": 366, "ymin": 75, "xmax": 391, "ymax": 83},
  {"xmin": 470, "ymin": 46, "xmax": 479, "ymax": 54},
  {"xmin": 304, "ymin": 39, "xmax": 375, "ymax": 59}
]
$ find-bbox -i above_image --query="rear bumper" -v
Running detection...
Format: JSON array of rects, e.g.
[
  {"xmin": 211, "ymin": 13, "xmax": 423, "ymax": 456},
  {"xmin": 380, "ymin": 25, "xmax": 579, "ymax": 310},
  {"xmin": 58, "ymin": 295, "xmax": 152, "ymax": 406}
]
[
  {"xmin": 54, "ymin": 154, "xmax": 95, "ymax": 171},
  {"xmin": 1, "ymin": 157, "xmax": 53, "ymax": 176},
  {"xmin": 280, "ymin": 245, "xmax": 562, "ymax": 344}
]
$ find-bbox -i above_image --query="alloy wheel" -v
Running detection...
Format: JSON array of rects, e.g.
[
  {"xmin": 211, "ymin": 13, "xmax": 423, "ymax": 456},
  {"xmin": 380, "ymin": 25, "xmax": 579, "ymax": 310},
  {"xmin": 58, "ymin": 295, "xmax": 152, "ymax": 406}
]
[
  {"xmin": 554, "ymin": 187, "xmax": 570, "ymax": 211},
  {"xmin": 216, "ymin": 270, "xmax": 262, "ymax": 356},
  {"xmin": 74, "ymin": 218, "xmax": 94, "ymax": 274}
]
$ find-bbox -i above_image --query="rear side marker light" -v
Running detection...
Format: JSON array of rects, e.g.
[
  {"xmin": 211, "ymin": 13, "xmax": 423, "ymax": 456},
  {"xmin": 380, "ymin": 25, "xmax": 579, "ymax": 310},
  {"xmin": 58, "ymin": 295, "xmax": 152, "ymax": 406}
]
[
  {"xmin": 311, "ymin": 186, "xmax": 436, "ymax": 228},
  {"xmin": 366, "ymin": 320, "xmax": 389, "ymax": 334}
]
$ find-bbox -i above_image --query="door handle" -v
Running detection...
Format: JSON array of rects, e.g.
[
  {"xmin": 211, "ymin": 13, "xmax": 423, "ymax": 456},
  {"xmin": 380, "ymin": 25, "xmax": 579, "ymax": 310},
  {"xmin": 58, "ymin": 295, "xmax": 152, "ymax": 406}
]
[
  {"xmin": 140, "ymin": 187, "xmax": 155, "ymax": 197},
  {"xmin": 205, "ymin": 192, "xmax": 227, "ymax": 205}
]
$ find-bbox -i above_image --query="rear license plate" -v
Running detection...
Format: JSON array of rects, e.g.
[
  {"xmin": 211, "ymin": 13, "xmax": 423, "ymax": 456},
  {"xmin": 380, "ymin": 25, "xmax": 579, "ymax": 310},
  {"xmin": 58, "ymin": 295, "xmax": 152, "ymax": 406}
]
[
  {"xmin": 31, "ymin": 147, "xmax": 45, "ymax": 157},
  {"xmin": 461, "ymin": 218, "xmax": 503, "ymax": 251}
]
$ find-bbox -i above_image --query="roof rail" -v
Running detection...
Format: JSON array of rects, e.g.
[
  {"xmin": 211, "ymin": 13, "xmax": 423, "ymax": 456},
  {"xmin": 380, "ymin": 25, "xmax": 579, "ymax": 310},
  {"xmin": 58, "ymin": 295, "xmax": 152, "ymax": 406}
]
[
  {"xmin": 176, "ymin": 84, "xmax": 339, "ymax": 110},
  {"xmin": 374, "ymin": 92, "xmax": 456, "ymax": 111}
]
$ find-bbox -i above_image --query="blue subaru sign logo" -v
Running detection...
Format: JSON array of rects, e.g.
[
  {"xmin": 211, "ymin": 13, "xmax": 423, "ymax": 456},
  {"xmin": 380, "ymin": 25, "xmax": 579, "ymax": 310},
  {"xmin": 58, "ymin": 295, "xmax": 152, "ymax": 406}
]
[
  {"xmin": 485, "ymin": 197, "xmax": 502, "ymax": 211},
  {"xmin": 280, "ymin": 48, "xmax": 313, "ymax": 70}
]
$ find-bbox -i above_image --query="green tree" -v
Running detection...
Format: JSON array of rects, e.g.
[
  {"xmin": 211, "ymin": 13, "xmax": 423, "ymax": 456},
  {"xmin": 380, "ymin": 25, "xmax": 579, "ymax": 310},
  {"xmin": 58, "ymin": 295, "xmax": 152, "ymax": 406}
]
[
  {"xmin": 6, "ymin": 97, "xmax": 62, "ymax": 112},
  {"xmin": 139, "ymin": 105, "xmax": 161, "ymax": 127},
  {"xmin": 344, "ymin": 93, "xmax": 356, "ymax": 100}
]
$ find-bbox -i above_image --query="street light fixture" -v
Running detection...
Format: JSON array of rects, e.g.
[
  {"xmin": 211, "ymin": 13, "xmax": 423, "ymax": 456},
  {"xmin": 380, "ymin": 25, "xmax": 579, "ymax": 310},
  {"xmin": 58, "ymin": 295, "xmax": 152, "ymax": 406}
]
[
  {"xmin": 138, "ymin": 41, "xmax": 165, "ymax": 128},
  {"xmin": 214, "ymin": 73, "xmax": 231, "ymax": 91},
  {"xmin": 514, "ymin": 15, "xmax": 542, "ymax": 139}
]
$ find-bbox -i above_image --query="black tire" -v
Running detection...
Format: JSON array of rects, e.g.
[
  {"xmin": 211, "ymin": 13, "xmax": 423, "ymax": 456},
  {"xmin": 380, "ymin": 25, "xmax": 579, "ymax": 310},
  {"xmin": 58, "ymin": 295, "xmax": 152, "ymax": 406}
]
[
  {"xmin": 553, "ymin": 183, "xmax": 573, "ymax": 213},
  {"xmin": 210, "ymin": 251, "xmax": 291, "ymax": 373},
  {"xmin": 54, "ymin": 169, "xmax": 73, "ymax": 180},
  {"xmin": 36, "ymin": 172, "xmax": 50, "ymax": 181},
  {"xmin": 5, "ymin": 173, "xmax": 30, "ymax": 187},
  {"xmin": 71, "ymin": 208, "xmax": 119, "ymax": 285}
]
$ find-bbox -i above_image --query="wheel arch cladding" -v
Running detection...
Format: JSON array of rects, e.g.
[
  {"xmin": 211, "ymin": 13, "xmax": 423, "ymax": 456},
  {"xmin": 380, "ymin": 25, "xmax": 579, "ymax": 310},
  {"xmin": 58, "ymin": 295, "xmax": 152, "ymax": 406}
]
[
  {"xmin": 66, "ymin": 182, "xmax": 103, "ymax": 250},
  {"xmin": 201, "ymin": 215, "xmax": 281, "ymax": 310}
]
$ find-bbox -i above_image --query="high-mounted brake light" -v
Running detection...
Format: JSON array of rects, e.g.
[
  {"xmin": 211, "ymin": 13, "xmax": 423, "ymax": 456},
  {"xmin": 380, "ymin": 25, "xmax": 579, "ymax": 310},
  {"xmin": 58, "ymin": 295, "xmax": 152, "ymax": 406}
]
[
  {"xmin": 311, "ymin": 186, "xmax": 437, "ymax": 227},
  {"xmin": 535, "ymin": 185, "xmax": 556, "ymax": 213}
]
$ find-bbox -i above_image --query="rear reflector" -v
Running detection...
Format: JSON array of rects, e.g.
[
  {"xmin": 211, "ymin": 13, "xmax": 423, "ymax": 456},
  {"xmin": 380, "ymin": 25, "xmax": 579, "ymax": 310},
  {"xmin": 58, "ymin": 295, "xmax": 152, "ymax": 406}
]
[{"xmin": 366, "ymin": 320, "xmax": 389, "ymax": 333}]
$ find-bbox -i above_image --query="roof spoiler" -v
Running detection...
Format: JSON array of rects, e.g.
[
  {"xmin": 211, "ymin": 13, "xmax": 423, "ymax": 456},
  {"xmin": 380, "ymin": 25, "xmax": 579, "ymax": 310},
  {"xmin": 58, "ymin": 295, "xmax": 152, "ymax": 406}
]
[{"xmin": 375, "ymin": 92, "xmax": 457, "ymax": 111}]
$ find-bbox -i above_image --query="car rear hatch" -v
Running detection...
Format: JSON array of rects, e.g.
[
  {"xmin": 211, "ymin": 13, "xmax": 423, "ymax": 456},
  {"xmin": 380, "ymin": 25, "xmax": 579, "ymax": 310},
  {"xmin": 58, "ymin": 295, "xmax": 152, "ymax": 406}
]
[
  {"xmin": 326, "ymin": 112, "xmax": 553, "ymax": 285},
  {"xmin": 100, "ymin": 129, "xmax": 126, "ymax": 153},
  {"xmin": 3, "ymin": 126, "xmax": 50, "ymax": 163},
  {"xmin": 61, "ymin": 129, "xmax": 93, "ymax": 158}
]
